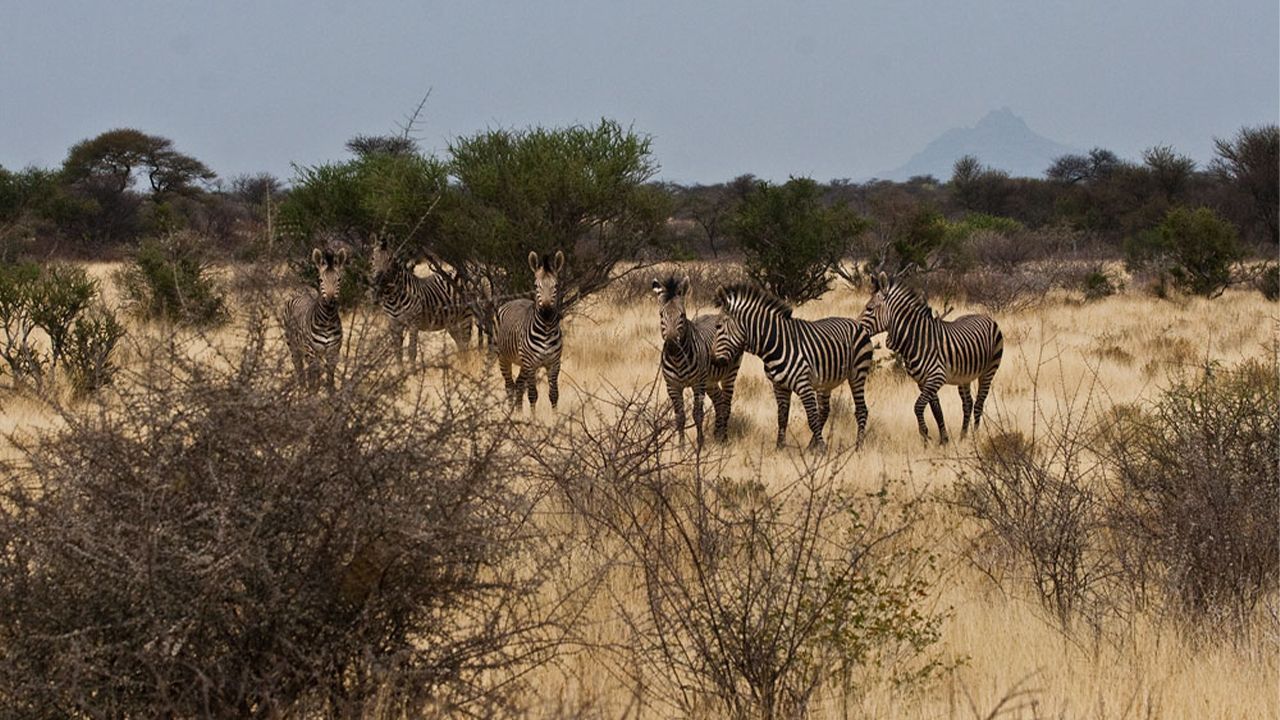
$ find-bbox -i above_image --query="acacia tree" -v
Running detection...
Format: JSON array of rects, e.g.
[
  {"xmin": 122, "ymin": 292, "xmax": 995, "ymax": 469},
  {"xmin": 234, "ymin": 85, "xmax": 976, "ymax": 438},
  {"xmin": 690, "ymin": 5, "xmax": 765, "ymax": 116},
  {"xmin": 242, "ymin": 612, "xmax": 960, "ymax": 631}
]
[
  {"xmin": 439, "ymin": 119, "xmax": 668, "ymax": 306},
  {"xmin": 1212, "ymin": 124, "xmax": 1279, "ymax": 244},
  {"xmin": 62, "ymin": 128, "xmax": 215, "ymax": 198},
  {"xmin": 729, "ymin": 177, "xmax": 867, "ymax": 303}
]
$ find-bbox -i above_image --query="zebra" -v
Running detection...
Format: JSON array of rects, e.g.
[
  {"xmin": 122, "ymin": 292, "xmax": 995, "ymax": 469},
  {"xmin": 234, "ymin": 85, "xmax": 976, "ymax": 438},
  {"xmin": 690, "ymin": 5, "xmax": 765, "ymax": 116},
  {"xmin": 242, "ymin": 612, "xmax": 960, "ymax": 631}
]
[
  {"xmin": 713, "ymin": 284, "xmax": 873, "ymax": 450},
  {"xmin": 370, "ymin": 235, "xmax": 472, "ymax": 363},
  {"xmin": 495, "ymin": 251, "xmax": 565, "ymax": 411},
  {"xmin": 653, "ymin": 275, "xmax": 743, "ymax": 445},
  {"xmin": 859, "ymin": 271, "xmax": 1003, "ymax": 444},
  {"xmin": 283, "ymin": 247, "xmax": 348, "ymax": 390}
]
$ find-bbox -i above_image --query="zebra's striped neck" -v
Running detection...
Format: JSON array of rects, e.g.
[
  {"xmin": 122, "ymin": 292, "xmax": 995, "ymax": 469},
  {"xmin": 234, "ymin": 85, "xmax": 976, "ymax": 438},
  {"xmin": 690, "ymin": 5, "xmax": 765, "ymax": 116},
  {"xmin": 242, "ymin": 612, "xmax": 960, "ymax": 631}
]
[{"xmin": 884, "ymin": 290, "xmax": 937, "ymax": 351}]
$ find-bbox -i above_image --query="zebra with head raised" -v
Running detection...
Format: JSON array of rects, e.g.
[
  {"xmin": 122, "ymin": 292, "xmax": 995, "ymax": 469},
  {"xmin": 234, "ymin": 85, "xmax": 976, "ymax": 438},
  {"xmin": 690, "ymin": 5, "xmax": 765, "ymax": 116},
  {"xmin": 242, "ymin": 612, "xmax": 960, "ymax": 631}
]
[
  {"xmin": 860, "ymin": 271, "xmax": 1003, "ymax": 444},
  {"xmin": 370, "ymin": 235, "xmax": 472, "ymax": 363},
  {"xmin": 653, "ymin": 275, "xmax": 743, "ymax": 445},
  {"xmin": 283, "ymin": 247, "xmax": 348, "ymax": 389},
  {"xmin": 713, "ymin": 284, "xmax": 873, "ymax": 450},
  {"xmin": 495, "ymin": 251, "xmax": 565, "ymax": 411}
]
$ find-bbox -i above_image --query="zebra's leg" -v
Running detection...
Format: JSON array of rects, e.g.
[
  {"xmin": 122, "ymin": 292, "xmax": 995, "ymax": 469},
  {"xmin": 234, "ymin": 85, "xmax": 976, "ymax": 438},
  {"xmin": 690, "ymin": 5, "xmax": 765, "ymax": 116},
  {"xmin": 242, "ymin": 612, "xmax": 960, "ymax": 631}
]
[
  {"xmin": 929, "ymin": 396, "xmax": 949, "ymax": 445},
  {"xmin": 521, "ymin": 365, "xmax": 538, "ymax": 410},
  {"xmin": 692, "ymin": 386, "xmax": 707, "ymax": 448},
  {"xmin": 716, "ymin": 372, "xmax": 737, "ymax": 442},
  {"xmin": 407, "ymin": 329, "xmax": 419, "ymax": 366},
  {"xmin": 390, "ymin": 324, "xmax": 406, "ymax": 365},
  {"xmin": 668, "ymin": 382, "xmax": 687, "ymax": 445},
  {"xmin": 500, "ymin": 359, "xmax": 516, "ymax": 402},
  {"xmin": 708, "ymin": 385, "xmax": 729, "ymax": 442},
  {"xmin": 848, "ymin": 373, "xmax": 869, "ymax": 451},
  {"xmin": 914, "ymin": 375, "xmax": 947, "ymax": 444},
  {"xmin": 959, "ymin": 383, "xmax": 974, "ymax": 438},
  {"xmin": 772, "ymin": 382, "xmax": 792, "ymax": 449},
  {"xmin": 815, "ymin": 390, "xmax": 832, "ymax": 445},
  {"xmin": 449, "ymin": 320, "xmax": 472, "ymax": 352},
  {"xmin": 547, "ymin": 358, "xmax": 561, "ymax": 410},
  {"xmin": 793, "ymin": 382, "xmax": 824, "ymax": 452},
  {"xmin": 973, "ymin": 366, "xmax": 998, "ymax": 431},
  {"xmin": 288, "ymin": 345, "xmax": 305, "ymax": 384}
]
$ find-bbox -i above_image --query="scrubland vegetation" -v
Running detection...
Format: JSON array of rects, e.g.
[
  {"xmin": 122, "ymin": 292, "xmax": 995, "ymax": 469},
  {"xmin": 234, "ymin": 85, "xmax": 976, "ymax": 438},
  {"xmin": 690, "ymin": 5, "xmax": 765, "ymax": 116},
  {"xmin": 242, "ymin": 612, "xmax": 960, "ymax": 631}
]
[{"xmin": 0, "ymin": 116, "xmax": 1275, "ymax": 718}]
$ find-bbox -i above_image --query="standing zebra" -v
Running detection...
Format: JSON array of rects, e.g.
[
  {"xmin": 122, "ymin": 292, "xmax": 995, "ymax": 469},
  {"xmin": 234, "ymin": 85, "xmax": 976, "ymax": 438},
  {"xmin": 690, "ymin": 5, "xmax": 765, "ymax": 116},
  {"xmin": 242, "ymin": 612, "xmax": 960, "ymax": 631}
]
[
  {"xmin": 653, "ymin": 276, "xmax": 743, "ymax": 445},
  {"xmin": 859, "ymin": 271, "xmax": 1003, "ymax": 444},
  {"xmin": 713, "ymin": 284, "xmax": 873, "ymax": 450},
  {"xmin": 495, "ymin": 251, "xmax": 565, "ymax": 411},
  {"xmin": 370, "ymin": 236, "xmax": 472, "ymax": 363},
  {"xmin": 283, "ymin": 247, "xmax": 348, "ymax": 390}
]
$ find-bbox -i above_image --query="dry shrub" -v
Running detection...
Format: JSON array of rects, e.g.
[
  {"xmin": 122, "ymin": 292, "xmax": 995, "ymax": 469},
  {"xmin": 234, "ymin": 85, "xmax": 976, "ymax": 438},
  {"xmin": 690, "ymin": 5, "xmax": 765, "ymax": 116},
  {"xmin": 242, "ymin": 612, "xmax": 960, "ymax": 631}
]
[
  {"xmin": 955, "ymin": 371, "xmax": 1118, "ymax": 629},
  {"xmin": 958, "ymin": 354, "xmax": 1279, "ymax": 638},
  {"xmin": 607, "ymin": 261, "xmax": 749, "ymax": 306},
  {"xmin": 0, "ymin": 315, "xmax": 571, "ymax": 718},
  {"xmin": 529, "ymin": 391, "xmax": 947, "ymax": 719},
  {"xmin": 952, "ymin": 269, "xmax": 1051, "ymax": 314},
  {"xmin": 1108, "ymin": 358, "xmax": 1279, "ymax": 627}
]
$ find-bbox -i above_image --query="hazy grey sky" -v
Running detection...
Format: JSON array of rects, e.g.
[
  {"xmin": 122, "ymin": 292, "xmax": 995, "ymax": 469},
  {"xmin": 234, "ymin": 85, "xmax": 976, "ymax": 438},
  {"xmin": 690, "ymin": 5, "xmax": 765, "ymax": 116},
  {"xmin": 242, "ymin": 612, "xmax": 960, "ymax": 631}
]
[{"xmin": 1, "ymin": 0, "xmax": 1276, "ymax": 183}]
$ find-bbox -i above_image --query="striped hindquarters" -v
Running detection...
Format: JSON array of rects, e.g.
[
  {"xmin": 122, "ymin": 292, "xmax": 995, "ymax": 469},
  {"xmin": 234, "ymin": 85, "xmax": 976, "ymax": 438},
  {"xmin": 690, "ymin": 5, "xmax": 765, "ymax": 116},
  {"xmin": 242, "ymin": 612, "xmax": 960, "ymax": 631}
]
[{"xmin": 940, "ymin": 314, "xmax": 1003, "ymax": 384}]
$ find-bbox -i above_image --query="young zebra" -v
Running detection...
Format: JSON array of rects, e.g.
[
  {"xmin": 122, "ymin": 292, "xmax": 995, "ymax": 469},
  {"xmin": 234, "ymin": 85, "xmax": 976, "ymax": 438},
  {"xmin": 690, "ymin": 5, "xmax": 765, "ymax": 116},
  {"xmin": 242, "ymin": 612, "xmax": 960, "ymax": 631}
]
[
  {"xmin": 713, "ymin": 284, "xmax": 873, "ymax": 450},
  {"xmin": 653, "ymin": 276, "xmax": 743, "ymax": 445},
  {"xmin": 495, "ymin": 251, "xmax": 565, "ymax": 411},
  {"xmin": 860, "ymin": 271, "xmax": 1003, "ymax": 444},
  {"xmin": 370, "ymin": 236, "xmax": 472, "ymax": 363},
  {"xmin": 282, "ymin": 247, "xmax": 348, "ymax": 390}
]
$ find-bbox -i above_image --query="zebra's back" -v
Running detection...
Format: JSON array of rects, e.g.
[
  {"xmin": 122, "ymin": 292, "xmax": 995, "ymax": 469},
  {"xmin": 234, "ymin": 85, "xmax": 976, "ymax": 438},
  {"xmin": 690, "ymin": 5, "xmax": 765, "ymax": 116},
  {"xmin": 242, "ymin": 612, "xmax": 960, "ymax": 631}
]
[
  {"xmin": 791, "ymin": 316, "xmax": 873, "ymax": 389},
  {"xmin": 380, "ymin": 271, "xmax": 470, "ymax": 331}
]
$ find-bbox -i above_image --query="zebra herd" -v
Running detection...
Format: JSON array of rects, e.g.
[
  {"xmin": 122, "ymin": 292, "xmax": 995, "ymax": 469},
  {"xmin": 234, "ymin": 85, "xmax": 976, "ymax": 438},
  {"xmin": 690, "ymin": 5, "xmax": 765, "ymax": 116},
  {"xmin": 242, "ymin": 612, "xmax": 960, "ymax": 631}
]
[{"xmin": 282, "ymin": 245, "xmax": 1004, "ymax": 448}]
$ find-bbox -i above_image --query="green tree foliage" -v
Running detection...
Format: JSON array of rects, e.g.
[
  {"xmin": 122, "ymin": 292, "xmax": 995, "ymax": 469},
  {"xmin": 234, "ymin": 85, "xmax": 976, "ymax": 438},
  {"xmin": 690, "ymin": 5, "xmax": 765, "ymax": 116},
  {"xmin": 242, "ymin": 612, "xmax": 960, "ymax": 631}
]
[
  {"xmin": 1126, "ymin": 206, "xmax": 1242, "ymax": 297},
  {"xmin": 62, "ymin": 128, "xmax": 215, "ymax": 197},
  {"xmin": 1141, "ymin": 145, "xmax": 1197, "ymax": 201},
  {"xmin": 0, "ymin": 262, "xmax": 120, "ymax": 391},
  {"xmin": 1212, "ymin": 124, "xmax": 1279, "ymax": 244},
  {"xmin": 950, "ymin": 155, "xmax": 1013, "ymax": 215},
  {"xmin": 729, "ymin": 177, "xmax": 867, "ymax": 303},
  {"xmin": 116, "ymin": 233, "xmax": 227, "ymax": 325},
  {"xmin": 442, "ymin": 119, "xmax": 667, "ymax": 304}
]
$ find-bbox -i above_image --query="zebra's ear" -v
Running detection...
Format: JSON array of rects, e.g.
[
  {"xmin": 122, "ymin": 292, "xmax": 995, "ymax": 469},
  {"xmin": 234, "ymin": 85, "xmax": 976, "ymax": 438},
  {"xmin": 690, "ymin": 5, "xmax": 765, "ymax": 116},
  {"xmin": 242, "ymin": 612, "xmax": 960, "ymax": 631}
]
[
  {"xmin": 678, "ymin": 275, "xmax": 690, "ymax": 297},
  {"xmin": 651, "ymin": 279, "xmax": 663, "ymax": 296},
  {"xmin": 335, "ymin": 247, "xmax": 349, "ymax": 266},
  {"xmin": 876, "ymin": 271, "xmax": 889, "ymax": 290},
  {"xmin": 311, "ymin": 248, "xmax": 324, "ymax": 268},
  {"xmin": 553, "ymin": 250, "xmax": 565, "ymax": 274},
  {"xmin": 528, "ymin": 251, "xmax": 540, "ymax": 272}
]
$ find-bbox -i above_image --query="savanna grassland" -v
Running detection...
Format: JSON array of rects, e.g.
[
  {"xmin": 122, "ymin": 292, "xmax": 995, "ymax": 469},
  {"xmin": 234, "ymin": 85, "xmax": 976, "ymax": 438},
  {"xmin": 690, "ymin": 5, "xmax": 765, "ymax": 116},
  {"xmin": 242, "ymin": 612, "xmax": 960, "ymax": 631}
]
[{"xmin": 0, "ymin": 260, "xmax": 1274, "ymax": 719}]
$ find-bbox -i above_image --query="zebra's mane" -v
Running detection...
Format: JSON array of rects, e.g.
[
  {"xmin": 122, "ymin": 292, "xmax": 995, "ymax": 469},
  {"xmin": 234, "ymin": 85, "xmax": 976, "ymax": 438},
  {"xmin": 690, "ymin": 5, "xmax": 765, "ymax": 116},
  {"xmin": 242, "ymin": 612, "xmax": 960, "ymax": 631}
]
[
  {"xmin": 887, "ymin": 281, "xmax": 936, "ymax": 318},
  {"xmin": 655, "ymin": 275, "xmax": 684, "ymax": 302},
  {"xmin": 715, "ymin": 283, "xmax": 793, "ymax": 319}
]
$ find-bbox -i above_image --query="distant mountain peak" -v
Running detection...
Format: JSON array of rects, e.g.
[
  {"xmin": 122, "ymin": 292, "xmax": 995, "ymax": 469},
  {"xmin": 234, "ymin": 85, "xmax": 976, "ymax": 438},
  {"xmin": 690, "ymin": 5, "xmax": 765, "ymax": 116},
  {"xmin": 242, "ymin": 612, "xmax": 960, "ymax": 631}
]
[{"xmin": 876, "ymin": 108, "xmax": 1079, "ymax": 181}]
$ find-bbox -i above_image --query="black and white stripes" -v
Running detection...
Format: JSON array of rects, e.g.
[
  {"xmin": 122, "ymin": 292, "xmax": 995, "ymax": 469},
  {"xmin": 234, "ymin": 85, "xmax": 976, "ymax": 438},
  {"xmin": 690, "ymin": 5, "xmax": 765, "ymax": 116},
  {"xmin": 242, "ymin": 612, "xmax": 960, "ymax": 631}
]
[
  {"xmin": 860, "ymin": 271, "xmax": 1003, "ymax": 444},
  {"xmin": 370, "ymin": 236, "xmax": 472, "ymax": 363},
  {"xmin": 283, "ymin": 247, "xmax": 348, "ymax": 390},
  {"xmin": 653, "ymin": 276, "xmax": 743, "ymax": 445},
  {"xmin": 714, "ymin": 283, "xmax": 873, "ymax": 450},
  {"xmin": 495, "ymin": 251, "xmax": 565, "ymax": 411}
]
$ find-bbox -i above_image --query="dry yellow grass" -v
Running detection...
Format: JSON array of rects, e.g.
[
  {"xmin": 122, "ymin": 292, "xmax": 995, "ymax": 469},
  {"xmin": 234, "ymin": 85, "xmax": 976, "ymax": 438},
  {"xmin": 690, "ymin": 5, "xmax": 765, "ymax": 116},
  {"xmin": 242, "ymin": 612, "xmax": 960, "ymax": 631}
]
[{"xmin": 2, "ymin": 265, "xmax": 1276, "ymax": 718}]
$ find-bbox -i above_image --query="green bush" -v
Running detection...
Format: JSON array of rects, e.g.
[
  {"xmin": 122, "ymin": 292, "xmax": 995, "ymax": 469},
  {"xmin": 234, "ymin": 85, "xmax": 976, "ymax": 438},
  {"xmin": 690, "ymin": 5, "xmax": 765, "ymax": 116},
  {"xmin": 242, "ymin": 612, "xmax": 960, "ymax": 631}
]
[
  {"xmin": 63, "ymin": 304, "xmax": 126, "ymax": 395},
  {"xmin": 0, "ymin": 262, "xmax": 119, "ymax": 392},
  {"xmin": 1125, "ymin": 206, "xmax": 1242, "ymax": 297},
  {"xmin": 117, "ymin": 232, "xmax": 227, "ymax": 326},
  {"xmin": 1082, "ymin": 267, "xmax": 1122, "ymax": 300},
  {"xmin": 730, "ymin": 176, "xmax": 867, "ymax": 303}
]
